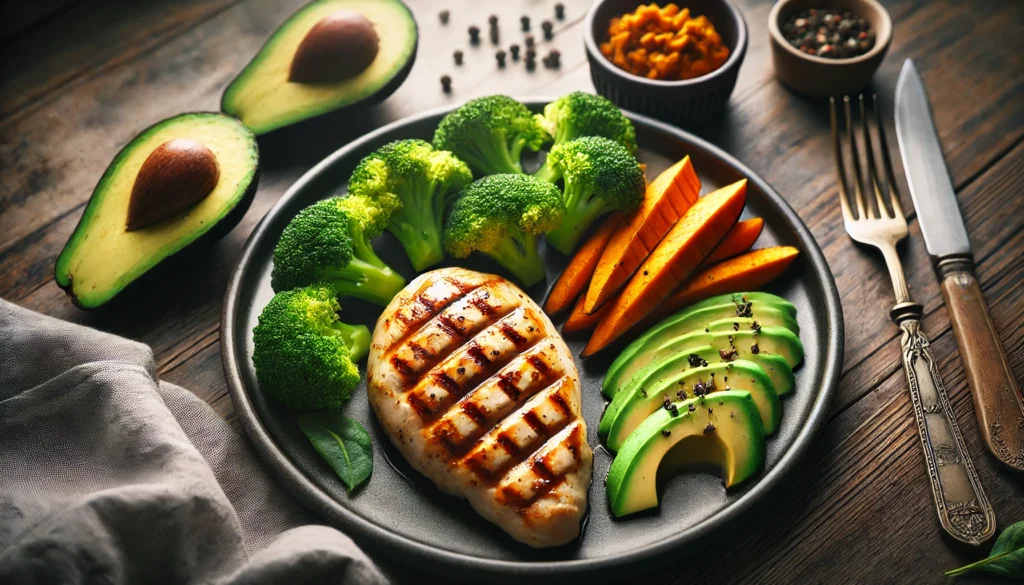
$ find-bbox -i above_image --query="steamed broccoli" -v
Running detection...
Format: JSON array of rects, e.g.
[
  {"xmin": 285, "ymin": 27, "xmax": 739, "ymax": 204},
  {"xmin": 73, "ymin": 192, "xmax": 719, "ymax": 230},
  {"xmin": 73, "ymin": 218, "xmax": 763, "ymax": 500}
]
[
  {"xmin": 271, "ymin": 197, "xmax": 406, "ymax": 306},
  {"xmin": 535, "ymin": 92, "xmax": 637, "ymax": 153},
  {"xmin": 533, "ymin": 136, "xmax": 646, "ymax": 254},
  {"xmin": 444, "ymin": 174, "xmax": 563, "ymax": 285},
  {"xmin": 252, "ymin": 285, "xmax": 371, "ymax": 411},
  {"xmin": 347, "ymin": 139, "xmax": 472, "ymax": 271},
  {"xmin": 432, "ymin": 95, "xmax": 550, "ymax": 176}
]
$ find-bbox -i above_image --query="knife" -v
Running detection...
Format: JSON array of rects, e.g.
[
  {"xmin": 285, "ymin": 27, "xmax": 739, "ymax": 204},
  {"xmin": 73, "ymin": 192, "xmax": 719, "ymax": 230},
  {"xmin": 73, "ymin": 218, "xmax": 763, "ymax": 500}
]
[{"xmin": 895, "ymin": 59, "xmax": 1024, "ymax": 471}]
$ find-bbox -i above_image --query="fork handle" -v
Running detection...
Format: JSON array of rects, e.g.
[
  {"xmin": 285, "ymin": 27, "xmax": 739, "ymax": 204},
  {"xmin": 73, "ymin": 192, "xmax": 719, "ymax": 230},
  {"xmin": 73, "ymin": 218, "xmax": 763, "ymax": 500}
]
[
  {"xmin": 938, "ymin": 255, "xmax": 1024, "ymax": 471},
  {"xmin": 891, "ymin": 301, "xmax": 995, "ymax": 545}
]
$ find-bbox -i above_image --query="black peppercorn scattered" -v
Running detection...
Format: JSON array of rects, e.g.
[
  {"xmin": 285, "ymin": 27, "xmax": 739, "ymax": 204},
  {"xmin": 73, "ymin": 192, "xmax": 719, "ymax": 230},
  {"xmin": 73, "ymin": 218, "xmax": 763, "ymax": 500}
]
[
  {"xmin": 440, "ymin": 74, "xmax": 452, "ymax": 93},
  {"xmin": 495, "ymin": 49, "xmax": 507, "ymax": 67},
  {"xmin": 751, "ymin": 343, "xmax": 760, "ymax": 354},
  {"xmin": 468, "ymin": 25, "xmax": 480, "ymax": 44},
  {"xmin": 541, "ymin": 20, "xmax": 554, "ymax": 40},
  {"xmin": 662, "ymin": 397, "xmax": 672, "ymax": 410},
  {"xmin": 510, "ymin": 44, "xmax": 521, "ymax": 60},
  {"xmin": 457, "ymin": 367, "xmax": 465, "ymax": 374},
  {"xmin": 521, "ymin": 15, "xmax": 531, "ymax": 31},
  {"xmin": 704, "ymin": 422, "xmax": 715, "ymax": 434},
  {"xmin": 668, "ymin": 404, "xmax": 679, "ymax": 417},
  {"xmin": 525, "ymin": 34, "xmax": 536, "ymax": 48},
  {"xmin": 782, "ymin": 8, "xmax": 875, "ymax": 59},
  {"xmin": 453, "ymin": 49, "xmax": 464, "ymax": 65},
  {"xmin": 555, "ymin": 2, "xmax": 565, "ymax": 20},
  {"xmin": 439, "ymin": 10, "xmax": 450, "ymax": 24},
  {"xmin": 687, "ymin": 403, "xmax": 696, "ymax": 412},
  {"xmin": 490, "ymin": 27, "xmax": 500, "ymax": 45},
  {"xmin": 525, "ymin": 58, "xmax": 536, "ymax": 71},
  {"xmin": 488, "ymin": 14, "xmax": 498, "ymax": 27},
  {"xmin": 661, "ymin": 429, "xmax": 671, "ymax": 437},
  {"xmin": 688, "ymin": 353, "xmax": 708, "ymax": 368}
]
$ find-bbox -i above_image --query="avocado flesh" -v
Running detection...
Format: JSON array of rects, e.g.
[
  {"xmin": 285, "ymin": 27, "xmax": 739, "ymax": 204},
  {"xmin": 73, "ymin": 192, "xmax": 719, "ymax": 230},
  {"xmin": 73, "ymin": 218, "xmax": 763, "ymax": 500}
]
[
  {"xmin": 601, "ymin": 360, "xmax": 780, "ymax": 451},
  {"xmin": 604, "ymin": 302, "xmax": 800, "ymax": 399},
  {"xmin": 55, "ymin": 113, "xmax": 259, "ymax": 308},
  {"xmin": 603, "ymin": 293, "xmax": 797, "ymax": 398},
  {"xmin": 606, "ymin": 390, "xmax": 766, "ymax": 517},
  {"xmin": 222, "ymin": 0, "xmax": 417, "ymax": 135}
]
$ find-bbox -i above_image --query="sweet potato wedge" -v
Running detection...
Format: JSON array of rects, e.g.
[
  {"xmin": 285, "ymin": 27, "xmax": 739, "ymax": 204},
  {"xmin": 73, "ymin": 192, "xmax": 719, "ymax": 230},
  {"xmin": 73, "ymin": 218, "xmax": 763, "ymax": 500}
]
[
  {"xmin": 651, "ymin": 245, "xmax": 800, "ymax": 320},
  {"xmin": 563, "ymin": 287, "xmax": 609, "ymax": 333},
  {"xmin": 582, "ymin": 179, "xmax": 747, "ymax": 356},
  {"xmin": 703, "ymin": 217, "xmax": 763, "ymax": 265},
  {"xmin": 584, "ymin": 156, "xmax": 700, "ymax": 314},
  {"xmin": 544, "ymin": 214, "xmax": 621, "ymax": 315}
]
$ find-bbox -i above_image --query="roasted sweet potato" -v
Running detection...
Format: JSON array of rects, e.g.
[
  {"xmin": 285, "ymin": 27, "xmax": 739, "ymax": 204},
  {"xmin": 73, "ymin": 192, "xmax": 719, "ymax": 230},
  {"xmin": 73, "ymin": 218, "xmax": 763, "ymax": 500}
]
[{"xmin": 544, "ymin": 214, "xmax": 621, "ymax": 315}]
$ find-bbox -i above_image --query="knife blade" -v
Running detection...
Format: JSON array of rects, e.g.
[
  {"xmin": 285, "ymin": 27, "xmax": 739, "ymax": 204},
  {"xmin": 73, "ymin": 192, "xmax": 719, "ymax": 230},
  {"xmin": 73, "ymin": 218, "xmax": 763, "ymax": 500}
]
[
  {"xmin": 894, "ymin": 60, "xmax": 971, "ymax": 257},
  {"xmin": 895, "ymin": 58, "xmax": 1024, "ymax": 472}
]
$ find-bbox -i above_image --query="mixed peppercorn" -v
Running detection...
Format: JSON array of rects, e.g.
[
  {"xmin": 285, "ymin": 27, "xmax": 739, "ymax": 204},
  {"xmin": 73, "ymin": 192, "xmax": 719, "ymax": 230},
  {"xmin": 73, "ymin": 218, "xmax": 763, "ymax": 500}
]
[{"xmin": 781, "ymin": 8, "xmax": 876, "ymax": 59}]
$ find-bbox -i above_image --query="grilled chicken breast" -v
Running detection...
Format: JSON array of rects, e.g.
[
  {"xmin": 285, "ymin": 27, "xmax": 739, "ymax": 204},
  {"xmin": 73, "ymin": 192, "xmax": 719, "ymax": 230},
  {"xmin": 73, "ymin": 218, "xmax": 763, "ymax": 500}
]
[{"xmin": 367, "ymin": 268, "xmax": 592, "ymax": 548}]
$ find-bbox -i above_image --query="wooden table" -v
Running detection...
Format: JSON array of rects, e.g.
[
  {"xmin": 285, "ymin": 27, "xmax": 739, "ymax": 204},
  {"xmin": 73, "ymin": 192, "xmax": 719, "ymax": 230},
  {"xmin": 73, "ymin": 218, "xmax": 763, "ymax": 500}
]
[{"xmin": 2, "ymin": 0, "xmax": 1021, "ymax": 582}]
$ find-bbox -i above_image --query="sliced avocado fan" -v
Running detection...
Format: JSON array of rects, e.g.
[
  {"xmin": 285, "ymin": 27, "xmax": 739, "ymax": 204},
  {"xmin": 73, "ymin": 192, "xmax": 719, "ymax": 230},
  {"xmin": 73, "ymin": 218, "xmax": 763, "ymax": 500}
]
[{"xmin": 55, "ymin": 112, "xmax": 259, "ymax": 309}]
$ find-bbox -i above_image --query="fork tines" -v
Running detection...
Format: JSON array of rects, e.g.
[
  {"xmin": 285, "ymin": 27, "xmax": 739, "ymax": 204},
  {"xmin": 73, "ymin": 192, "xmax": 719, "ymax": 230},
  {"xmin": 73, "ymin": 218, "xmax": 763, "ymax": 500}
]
[{"xmin": 830, "ymin": 94, "xmax": 905, "ymax": 223}]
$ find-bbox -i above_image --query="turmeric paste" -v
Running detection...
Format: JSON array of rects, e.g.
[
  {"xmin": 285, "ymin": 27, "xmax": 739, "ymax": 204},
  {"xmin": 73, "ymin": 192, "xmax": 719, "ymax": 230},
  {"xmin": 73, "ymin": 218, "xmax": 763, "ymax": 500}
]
[{"xmin": 599, "ymin": 3, "xmax": 730, "ymax": 80}]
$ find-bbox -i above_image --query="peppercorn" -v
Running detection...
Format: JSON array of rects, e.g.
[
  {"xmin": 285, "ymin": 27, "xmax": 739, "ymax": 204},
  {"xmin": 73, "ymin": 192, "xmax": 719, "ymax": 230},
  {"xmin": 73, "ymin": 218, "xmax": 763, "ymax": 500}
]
[
  {"xmin": 490, "ymin": 27, "xmax": 499, "ymax": 45},
  {"xmin": 555, "ymin": 2, "xmax": 565, "ymax": 20},
  {"xmin": 525, "ymin": 56, "xmax": 536, "ymax": 71},
  {"xmin": 453, "ymin": 49, "xmax": 464, "ymax": 65},
  {"xmin": 525, "ymin": 47, "xmax": 537, "ymax": 60},
  {"xmin": 661, "ymin": 429, "xmax": 671, "ymax": 437},
  {"xmin": 524, "ymin": 34, "xmax": 536, "ymax": 48},
  {"xmin": 439, "ymin": 10, "xmax": 450, "ymax": 24},
  {"xmin": 509, "ymin": 44, "xmax": 520, "ymax": 60},
  {"xmin": 541, "ymin": 20, "xmax": 554, "ymax": 40},
  {"xmin": 488, "ymin": 15, "xmax": 498, "ymax": 27},
  {"xmin": 520, "ymin": 15, "xmax": 530, "ymax": 31},
  {"xmin": 495, "ymin": 49, "xmax": 507, "ymax": 67},
  {"xmin": 468, "ymin": 25, "xmax": 480, "ymax": 44},
  {"xmin": 781, "ymin": 8, "xmax": 875, "ymax": 59},
  {"xmin": 704, "ymin": 422, "xmax": 715, "ymax": 434},
  {"xmin": 440, "ymin": 75, "xmax": 452, "ymax": 93}
]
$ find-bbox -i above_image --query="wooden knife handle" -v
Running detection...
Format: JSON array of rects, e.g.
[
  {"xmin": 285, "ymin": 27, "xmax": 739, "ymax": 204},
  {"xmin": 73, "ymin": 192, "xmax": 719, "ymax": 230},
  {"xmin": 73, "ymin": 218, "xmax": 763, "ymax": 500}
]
[{"xmin": 938, "ymin": 255, "xmax": 1024, "ymax": 471}]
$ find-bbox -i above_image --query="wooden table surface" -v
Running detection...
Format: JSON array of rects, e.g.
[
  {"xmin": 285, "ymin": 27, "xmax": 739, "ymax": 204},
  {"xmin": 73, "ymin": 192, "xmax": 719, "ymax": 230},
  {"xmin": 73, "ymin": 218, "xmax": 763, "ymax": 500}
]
[{"xmin": 2, "ymin": 0, "xmax": 1021, "ymax": 582}]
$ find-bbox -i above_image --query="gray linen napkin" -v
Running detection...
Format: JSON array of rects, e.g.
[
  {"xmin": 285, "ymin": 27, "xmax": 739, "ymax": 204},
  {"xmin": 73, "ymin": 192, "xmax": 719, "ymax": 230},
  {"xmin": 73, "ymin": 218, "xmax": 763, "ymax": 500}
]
[{"xmin": 0, "ymin": 298, "xmax": 389, "ymax": 585}]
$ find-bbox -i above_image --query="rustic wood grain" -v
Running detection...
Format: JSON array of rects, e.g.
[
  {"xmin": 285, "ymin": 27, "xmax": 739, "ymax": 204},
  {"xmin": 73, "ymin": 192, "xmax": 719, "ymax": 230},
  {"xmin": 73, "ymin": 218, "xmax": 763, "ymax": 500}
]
[{"xmin": 1, "ymin": 0, "xmax": 1022, "ymax": 583}]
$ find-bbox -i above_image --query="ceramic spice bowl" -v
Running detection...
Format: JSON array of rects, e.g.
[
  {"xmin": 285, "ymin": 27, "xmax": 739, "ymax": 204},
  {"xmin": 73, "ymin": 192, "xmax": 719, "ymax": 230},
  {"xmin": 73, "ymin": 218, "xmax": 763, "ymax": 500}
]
[
  {"xmin": 768, "ymin": 0, "xmax": 892, "ymax": 98},
  {"xmin": 584, "ymin": 0, "xmax": 748, "ymax": 128}
]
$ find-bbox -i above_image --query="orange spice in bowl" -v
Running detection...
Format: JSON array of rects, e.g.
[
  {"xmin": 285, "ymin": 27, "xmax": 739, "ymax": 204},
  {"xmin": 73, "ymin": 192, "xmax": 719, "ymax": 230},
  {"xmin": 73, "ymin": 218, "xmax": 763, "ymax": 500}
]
[{"xmin": 599, "ymin": 3, "xmax": 731, "ymax": 80}]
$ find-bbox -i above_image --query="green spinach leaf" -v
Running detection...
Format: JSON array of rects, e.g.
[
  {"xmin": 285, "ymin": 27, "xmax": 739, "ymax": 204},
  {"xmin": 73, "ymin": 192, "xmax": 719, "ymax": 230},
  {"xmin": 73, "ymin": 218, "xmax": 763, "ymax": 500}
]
[
  {"xmin": 298, "ymin": 413, "xmax": 373, "ymax": 492},
  {"xmin": 946, "ymin": 520, "xmax": 1024, "ymax": 578}
]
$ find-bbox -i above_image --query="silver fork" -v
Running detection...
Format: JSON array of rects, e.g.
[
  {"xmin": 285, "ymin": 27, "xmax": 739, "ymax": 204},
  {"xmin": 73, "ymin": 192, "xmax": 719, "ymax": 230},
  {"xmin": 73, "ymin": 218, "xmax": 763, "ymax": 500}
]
[{"xmin": 831, "ymin": 94, "xmax": 995, "ymax": 545}]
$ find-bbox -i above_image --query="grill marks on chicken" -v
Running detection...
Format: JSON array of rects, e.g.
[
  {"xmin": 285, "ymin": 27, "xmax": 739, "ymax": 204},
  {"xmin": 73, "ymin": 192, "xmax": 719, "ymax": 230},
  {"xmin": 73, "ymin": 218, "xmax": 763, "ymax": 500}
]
[{"xmin": 367, "ymin": 268, "xmax": 592, "ymax": 548}]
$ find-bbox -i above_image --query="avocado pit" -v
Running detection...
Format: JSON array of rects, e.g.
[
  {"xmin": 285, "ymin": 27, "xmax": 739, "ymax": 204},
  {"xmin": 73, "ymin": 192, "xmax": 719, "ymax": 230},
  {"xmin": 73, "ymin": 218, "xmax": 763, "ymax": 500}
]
[
  {"xmin": 290, "ymin": 10, "xmax": 379, "ymax": 83},
  {"xmin": 126, "ymin": 139, "xmax": 220, "ymax": 231}
]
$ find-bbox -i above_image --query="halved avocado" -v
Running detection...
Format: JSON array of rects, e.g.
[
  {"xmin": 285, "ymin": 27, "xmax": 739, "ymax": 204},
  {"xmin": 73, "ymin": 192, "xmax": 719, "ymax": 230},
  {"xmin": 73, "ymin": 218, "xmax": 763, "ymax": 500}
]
[
  {"xmin": 55, "ymin": 113, "xmax": 259, "ymax": 309},
  {"xmin": 606, "ymin": 390, "xmax": 766, "ymax": 517},
  {"xmin": 603, "ymin": 295, "xmax": 799, "ymax": 399},
  {"xmin": 222, "ymin": 0, "xmax": 418, "ymax": 135},
  {"xmin": 601, "ymin": 360, "xmax": 780, "ymax": 451}
]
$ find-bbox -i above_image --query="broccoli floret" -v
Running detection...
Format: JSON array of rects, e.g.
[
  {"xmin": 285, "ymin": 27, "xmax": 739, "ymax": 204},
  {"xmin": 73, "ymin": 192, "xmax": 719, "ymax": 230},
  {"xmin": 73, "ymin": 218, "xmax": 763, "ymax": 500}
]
[
  {"xmin": 535, "ymin": 92, "xmax": 637, "ymax": 153},
  {"xmin": 433, "ymin": 95, "xmax": 550, "ymax": 176},
  {"xmin": 444, "ymin": 174, "xmax": 563, "ymax": 285},
  {"xmin": 533, "ymin": 136, "xmax": 645, "ymax": 254},
  {"xmin": 347, "ymin": 139, "xmax": 472, "ymax": 271},
  {"xmin": 252, "ymin": 285, "xmax": 371, "ymax": 411},
  {"xmin": 272, "ymin": 197, "xmax": 406, "ymax": 306}
]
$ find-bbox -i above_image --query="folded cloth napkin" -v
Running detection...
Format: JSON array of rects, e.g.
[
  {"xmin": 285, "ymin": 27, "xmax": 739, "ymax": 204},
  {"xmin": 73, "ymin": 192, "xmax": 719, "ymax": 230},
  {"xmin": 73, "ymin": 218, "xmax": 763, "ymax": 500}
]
[{"xmin": 0, "ymin": 298, "xmax": 389, "ymax": 585}]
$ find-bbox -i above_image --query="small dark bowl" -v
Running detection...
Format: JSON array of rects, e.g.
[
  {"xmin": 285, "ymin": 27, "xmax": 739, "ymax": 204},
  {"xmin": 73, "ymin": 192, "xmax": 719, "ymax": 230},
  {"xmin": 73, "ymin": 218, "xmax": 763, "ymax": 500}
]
[{"xmin": 584, "ymin": 0, "xmax": 748, "ymax": 128}]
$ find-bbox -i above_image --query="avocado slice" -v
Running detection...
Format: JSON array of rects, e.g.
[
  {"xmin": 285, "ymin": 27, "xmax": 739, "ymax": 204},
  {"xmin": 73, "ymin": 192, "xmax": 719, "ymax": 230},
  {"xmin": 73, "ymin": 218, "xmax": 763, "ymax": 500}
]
[
  {"xmin": 606, "ymin": 390, "xmax": 766, "ymax": 517},
  {"xmin": 603, "ymin": 292, "xmax": 797, "ymax": 398},
  {"xmin": 55, "ymin": 112, "xmax": 259, "ymax": 309},
  {"xmin": 600, "ymin": 360, "xmax": 780, "ymax": 451},
  {"xmin": 222, "ymin": 0, "xmax": 418, "ymax": 135}
]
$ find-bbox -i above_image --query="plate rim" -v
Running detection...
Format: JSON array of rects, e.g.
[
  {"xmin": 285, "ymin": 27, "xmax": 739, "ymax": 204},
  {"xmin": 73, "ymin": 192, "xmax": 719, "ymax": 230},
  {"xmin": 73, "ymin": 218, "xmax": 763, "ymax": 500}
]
[{"xmin": 221, "ymin": 98, "xmax": 844, "ymax": 580}]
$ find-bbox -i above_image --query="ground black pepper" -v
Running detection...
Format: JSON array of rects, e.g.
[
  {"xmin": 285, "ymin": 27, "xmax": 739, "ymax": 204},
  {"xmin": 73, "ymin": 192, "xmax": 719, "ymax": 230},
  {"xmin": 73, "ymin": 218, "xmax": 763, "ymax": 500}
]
[
  {"xmin": 688, "ymin": 354, "xmax": 708, "ymax": 368},
  {"xmin": 781, "ymin": 8, "xmax": 875, "ymax": 58}
]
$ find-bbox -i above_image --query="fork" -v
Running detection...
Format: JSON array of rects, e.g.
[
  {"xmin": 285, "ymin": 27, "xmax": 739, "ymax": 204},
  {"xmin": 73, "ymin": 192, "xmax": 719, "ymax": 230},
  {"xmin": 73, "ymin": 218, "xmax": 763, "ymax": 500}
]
[{"xmin": 830, "ymin": 95, "xmax": 995, "ymax": 545}]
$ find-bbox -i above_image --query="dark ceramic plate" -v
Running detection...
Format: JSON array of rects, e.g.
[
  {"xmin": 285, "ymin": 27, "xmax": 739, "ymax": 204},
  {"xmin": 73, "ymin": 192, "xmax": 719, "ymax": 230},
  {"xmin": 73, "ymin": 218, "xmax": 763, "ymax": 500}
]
[{"xmin": 221, "ymin": 100, "xmax": 843, "ymax": 582}]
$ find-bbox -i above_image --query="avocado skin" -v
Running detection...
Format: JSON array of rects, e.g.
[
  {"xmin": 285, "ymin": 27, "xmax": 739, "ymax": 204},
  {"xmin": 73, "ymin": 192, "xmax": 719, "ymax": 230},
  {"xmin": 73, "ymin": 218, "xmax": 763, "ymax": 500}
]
[
  {"xmin": 54, "ymin": 112, "xmax": 260, "ymax": 310},
  {"xmin": 222, "ymin": 0, "xmax": 418, "ymax": 136}
]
